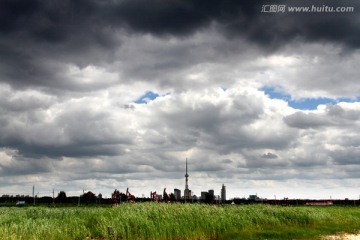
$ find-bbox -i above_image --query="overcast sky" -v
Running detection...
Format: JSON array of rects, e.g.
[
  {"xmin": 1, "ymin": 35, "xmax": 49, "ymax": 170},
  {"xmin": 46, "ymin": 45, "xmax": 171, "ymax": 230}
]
[{"xmin": 1, "ymin": 0, "xmax": 360, "ymax": 200}]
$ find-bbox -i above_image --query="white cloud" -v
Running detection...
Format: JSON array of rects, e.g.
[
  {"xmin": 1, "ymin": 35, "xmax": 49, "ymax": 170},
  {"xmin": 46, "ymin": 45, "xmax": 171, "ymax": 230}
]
[{"xmin": 259, "ymin": 43, "xmax": 360, "ymax": 99}]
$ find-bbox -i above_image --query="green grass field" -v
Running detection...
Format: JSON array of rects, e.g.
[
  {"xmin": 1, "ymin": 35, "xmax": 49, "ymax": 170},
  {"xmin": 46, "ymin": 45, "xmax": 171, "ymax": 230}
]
[{"xmin": 0, "ymin": 203, "xmax": 360, "ymax": 240}]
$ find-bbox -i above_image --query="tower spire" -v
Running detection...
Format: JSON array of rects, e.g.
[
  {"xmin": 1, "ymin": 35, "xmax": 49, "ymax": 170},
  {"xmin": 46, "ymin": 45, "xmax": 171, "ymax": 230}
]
[{"xmin": 184, "ymin": 158, "xmax": 190, "ymax": 202}]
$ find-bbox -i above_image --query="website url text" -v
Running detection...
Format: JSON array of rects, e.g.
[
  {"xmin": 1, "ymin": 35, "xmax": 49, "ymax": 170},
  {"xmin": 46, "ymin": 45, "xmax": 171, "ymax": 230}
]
[{"xmin": 261, "ymin": 5, "xmax": 355, "ymax": 13}]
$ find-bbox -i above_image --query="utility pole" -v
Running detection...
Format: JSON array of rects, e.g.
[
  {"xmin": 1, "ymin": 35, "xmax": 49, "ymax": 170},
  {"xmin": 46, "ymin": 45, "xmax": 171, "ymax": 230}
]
[
  {"xmin": 33, "ymin": 185, "xmax": 35, "ymax": 205},
  {"xmin": 52, "ymin": 188, "xmax": 55, "ymax": 206}
]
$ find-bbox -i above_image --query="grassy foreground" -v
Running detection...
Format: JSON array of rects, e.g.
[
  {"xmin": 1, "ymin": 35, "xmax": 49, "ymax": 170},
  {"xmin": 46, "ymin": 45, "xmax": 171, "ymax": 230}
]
[{"xmin": 1, "ymin": 203, "xmax": 360, "ymax": 240}]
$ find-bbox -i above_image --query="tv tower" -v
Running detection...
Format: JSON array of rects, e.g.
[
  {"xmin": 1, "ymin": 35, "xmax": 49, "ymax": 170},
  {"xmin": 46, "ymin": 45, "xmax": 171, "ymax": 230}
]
[{"xmin": 184, "ymin": 158, "xmax": 191, "ymax": 202}]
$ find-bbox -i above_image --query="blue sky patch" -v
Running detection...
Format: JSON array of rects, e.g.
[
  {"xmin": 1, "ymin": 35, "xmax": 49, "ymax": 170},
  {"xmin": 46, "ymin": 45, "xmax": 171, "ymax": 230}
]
[
  {"xmin": 261, "ymin": 86, "xmax": 291, "ymax": 102},
  {"xmin": 134, "ymin": 91, "xmax": 160, "ymax": 104},
  {"xmin": 288, "ymin": 98, "xmax": 336, "ymax": 110},
  {"xmin": 261, "ymin": 86, "xmax": 359, "ymax": 110}
]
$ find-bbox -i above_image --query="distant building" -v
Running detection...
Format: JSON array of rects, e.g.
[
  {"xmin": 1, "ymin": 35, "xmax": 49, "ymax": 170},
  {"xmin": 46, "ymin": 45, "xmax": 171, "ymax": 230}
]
[
  {"xmin": 174, "ymin": 189, "xmax": 181, "ymax": 200},
  {"xmin": 201, "ymin": 190, "xmax": 214, "ymax": 203},
  {"xmin": 200, "ymin": 191, "xmax": 207, "ymax": 200},
  {"xmin": 208, "ymin": 189, "xmax": 214, "ymax": 197},
  {"xmin": 221, "ymin": 184, "xmax": 226, "ymax": 203},
  {"xmin": 184, "ymin": 190, "xmax": 192, "ymax": 200},
  {"xmin": 248, "ymin": 194, "xmax": 260, "ymax": 201}
]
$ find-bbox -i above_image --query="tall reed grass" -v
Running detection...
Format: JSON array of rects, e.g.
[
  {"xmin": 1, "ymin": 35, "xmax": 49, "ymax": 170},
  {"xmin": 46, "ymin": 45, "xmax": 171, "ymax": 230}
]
[{"xmin": 0, "ymin": 203, "xmax": 359, "ymax": 239}]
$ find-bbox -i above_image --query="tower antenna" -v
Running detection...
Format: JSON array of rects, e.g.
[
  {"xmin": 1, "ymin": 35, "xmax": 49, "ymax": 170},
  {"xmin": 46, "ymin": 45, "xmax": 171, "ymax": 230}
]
[{"xmin": 184, "ymin": 158, "xmax": 190, "ymax": 202}]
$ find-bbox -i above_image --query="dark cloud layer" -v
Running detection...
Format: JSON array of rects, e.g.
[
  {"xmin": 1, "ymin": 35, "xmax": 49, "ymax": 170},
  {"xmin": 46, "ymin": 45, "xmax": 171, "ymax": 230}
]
[
  {"xmin": 284, "ymin": 104, "xmax": 360, "ymax": 129},
  {"xmin": 2, "ymin": 0, "xmax": 359, "ymax": 45},
  {"xmin": 1, "ymin": 0, "xmax": 360, "ymax": 90},
  {"xmin": 108, "ymin": 0, "xmax": 360, "ymax": 50}
]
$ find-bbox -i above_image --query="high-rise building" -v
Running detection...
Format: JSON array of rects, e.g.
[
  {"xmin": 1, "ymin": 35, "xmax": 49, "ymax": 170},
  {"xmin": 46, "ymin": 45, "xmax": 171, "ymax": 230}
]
[
  {"xmin": 221, "ymin": 184, "xmax": 226, "ymax": 203},
  {"xmin": 200, "ymin": 191, "xmax": 207, "ymax": 200},
  {"xmin": 208, "ymin": 189, "xmax": 214, "ymax": 197},
  {"xmin": 174, "ymin": 188, "xmax": 181, "ymax": 200},
  {"xmin": 184, "ymin": 158, "xmax": 191, "ymax": 201}
]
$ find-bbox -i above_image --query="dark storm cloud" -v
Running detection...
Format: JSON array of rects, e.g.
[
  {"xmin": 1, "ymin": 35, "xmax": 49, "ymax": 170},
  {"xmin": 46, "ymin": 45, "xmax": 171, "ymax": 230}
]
[
  {"xmin": 3, "ymin": 0, "xmax": 358, "ymax": 44},
  {"xmin": 283, "ymin": 111, "xmax": 330, "ymax": 129},
  {"xmin": 1, "ymin": 0, "xmax": 359, "ymax": 91},
  {"xmin": 261, "ymin": 152, "xmax": 278, "ymax": 159},
  {"xmin": 330, "ymin": 148, "xmax": 360, "ymax": 165},
  {"xmin": 0, "ymin": 155, "xmax": 52, "ymax": 177},
  {"xmin": 112, "ymin": 0, "xmax": 360, "ymax": 49},
  {"xmin": 0, "ymin": 99, "xmax": 134, "ymax": 158},
  {"xmin": 0, "ymin": 0, "xmax": 99, "ymax": 42},
  {"xmin": 0, "ymin": 0, "xmax": 117, "ymax": 90},
  {"xmin": 284, "ymin": 104, "xmax": 360, "ymax": 129},
  {"xmin": 221, "ymin": 159, "xmax": 232, "ymax": 164}
]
